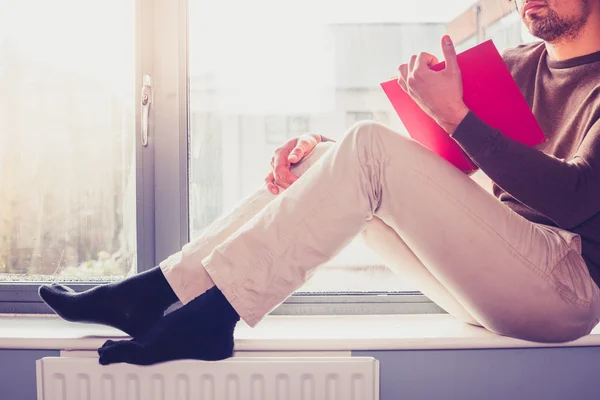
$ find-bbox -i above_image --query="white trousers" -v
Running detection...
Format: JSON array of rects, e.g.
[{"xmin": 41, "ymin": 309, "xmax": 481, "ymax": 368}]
[{"xmin": 161, "ymin": 121, "xmax": 600, "ymax": 342}]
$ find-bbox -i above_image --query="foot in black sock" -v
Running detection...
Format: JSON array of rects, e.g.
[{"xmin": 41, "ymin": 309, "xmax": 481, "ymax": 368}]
[
  {"xmin": 98, "ymin": 286, "xmax": 240, "ymax": 365},
  {"xmin": 38, "ymin": 267, "xmax": 179, "ymax": 337}
]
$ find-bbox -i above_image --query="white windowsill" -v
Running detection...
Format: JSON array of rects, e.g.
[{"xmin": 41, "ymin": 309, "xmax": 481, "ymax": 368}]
[{"xmin": 1, "ymin": 314, "xmax": 599, "ymax": 352}]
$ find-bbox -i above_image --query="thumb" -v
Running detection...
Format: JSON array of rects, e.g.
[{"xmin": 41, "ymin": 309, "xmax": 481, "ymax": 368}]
[
  {"xmin": 441, "ymin": 35, "xmax": 459, "ymax": 72},
  {"xmin": 288, "ymin": 146, "xmax": 304, "ymax": 163}
]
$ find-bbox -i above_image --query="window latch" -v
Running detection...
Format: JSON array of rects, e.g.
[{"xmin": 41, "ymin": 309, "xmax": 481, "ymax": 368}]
[{"xmin": 141, "ymin": 74, "xmax": 153, "ymax": 147}]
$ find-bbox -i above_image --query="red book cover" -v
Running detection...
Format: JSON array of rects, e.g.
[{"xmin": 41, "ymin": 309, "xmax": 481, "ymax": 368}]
[{"xmin": 380, "ymin": 40, "xmax": 546, "ymax": 173}]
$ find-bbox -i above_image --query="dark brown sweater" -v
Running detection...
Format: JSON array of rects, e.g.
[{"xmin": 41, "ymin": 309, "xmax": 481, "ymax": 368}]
[{"xmin": 452, "ymin": 42, "xmax": 600, "ymax": 287}]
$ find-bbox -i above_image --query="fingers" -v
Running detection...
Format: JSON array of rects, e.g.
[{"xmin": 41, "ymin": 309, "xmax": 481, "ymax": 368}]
[
  {"xmin": 271, "ymin": 148, "xmax": 299, "ymax": 189},
  {"xmin": 398, "ymin": 63, "xmax": 408, "ymax": 91},
  {"xmin": 264, "ymin": 171, "xmax": 279, "ymax": 194},
  {"xmin": 264, "ymin": 168, "xmax": 297, "ymax": 194},
  {"xmin": 288, "ymin": 137, "xmax": 315, "ymax": 164},
  {"xmin": 415, "ymin": 52, "xmax": 439, "ymax": 70},
  {"xmin": 288, "ymin": 144, "xmax": 305, "ymax": 163},
  {"xmin": 399, "ymin": 51, "xmax": 437, "ymax": 92},
  {"xmin": 267, "ymin": 135, "xmax": 312, "ymax": 194},
  {"xmin": 273, "ymin": 164, "xmax": 298, "ymax": 189},
  {"xmin": 408, "ymin": 54, "xmax": 417, "ymax": 72},
  {"xmin": 441, "ymin": 35, "xmax": 458, "ymax": 72}
]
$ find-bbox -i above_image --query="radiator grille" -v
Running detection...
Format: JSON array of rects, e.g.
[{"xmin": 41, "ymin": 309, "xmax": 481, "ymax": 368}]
[{"xmin": 37, "ymin": 357, "xmax": 379, "ymax": 400}]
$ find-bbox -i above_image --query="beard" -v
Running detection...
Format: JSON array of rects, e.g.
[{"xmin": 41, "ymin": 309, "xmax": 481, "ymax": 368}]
[{"xmin": 525, "ymin": 0, "xmax": 591, "ymax": 42}]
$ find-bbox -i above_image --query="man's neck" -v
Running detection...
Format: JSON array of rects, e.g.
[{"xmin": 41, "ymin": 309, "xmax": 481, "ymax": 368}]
[{"xmin": 545, "ymin": 12, "xmax": 600, "ymax": 61}]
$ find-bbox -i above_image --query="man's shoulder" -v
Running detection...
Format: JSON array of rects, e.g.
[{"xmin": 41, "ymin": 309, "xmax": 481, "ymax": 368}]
[{"xmin": 501, "ymin": 41, "xmax": 546, "ymax": 74}]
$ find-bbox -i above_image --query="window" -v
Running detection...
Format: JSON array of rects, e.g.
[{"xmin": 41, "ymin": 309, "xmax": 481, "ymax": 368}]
[
  {"xmin": 0, "ymin": 0, "xmax": 137, "ymax": 287},
  {"xmin": 287, "ymin": 116, "xmax": 310, "ymax": 137},
  {"xmin": 1, "ymin": 0, "xmax": 531, "ymax": 313},
  {"xmin": 347, "ymin": 111, "xmax": 375, "ymax": 126},
  {"xmin": 186, "ymin": 0, "xmax": 520, "ymax": 296},
  {"xmin": 484, "ymin": 10, "xmax": 539, "ymax": 52},
  {"xmin": 264, "ymin": 116, "xmax": 287, "ymax": 145},
  {"xmin": 264, "ymin": 115, "xmax": 310, "ymax": 145},
  {"xmin": 346, "ymin": 111, "xmax": 390, "ymax": 127},
  {"xmin": 190, "ymin": 113, "xmax": 223, "ymax": 235},
  {"xmin": 456, "ymin": 36, "xmax": 479, "ymax": 53},
  {"xmin": 0, "ymin": 0, "xmax": 152, "ymax": 313}
]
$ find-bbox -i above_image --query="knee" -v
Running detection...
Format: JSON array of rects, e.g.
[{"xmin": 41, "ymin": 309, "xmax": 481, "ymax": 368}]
[
  {"xmin": 344, "ymin": 120, "xmax": 403, "ymax": 155},
  {"xmin": 289, "ymin": 141, "xmax": 334, "ymax": 177},
  {"xmin": 347, "ymin": 120, "xmax": 386, "ymax": 140}
]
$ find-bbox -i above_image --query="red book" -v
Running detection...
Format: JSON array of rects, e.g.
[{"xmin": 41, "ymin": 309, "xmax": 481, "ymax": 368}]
[{"xmin": 380, "ymin": 40, "xmax": 546, "ymax": 173}]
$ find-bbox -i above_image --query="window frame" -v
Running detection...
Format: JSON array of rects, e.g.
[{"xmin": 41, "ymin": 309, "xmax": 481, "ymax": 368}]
[
  {"xmin": 1, "ymin": 0, "xmax": 441, "ymax": 316},
  {"xmin": 165, "ymin": 0, "xmax": 439, "ymax": 316},
  {"xmin": 0, "ymin": 0, "xmax": 156, "ymax": 314}
]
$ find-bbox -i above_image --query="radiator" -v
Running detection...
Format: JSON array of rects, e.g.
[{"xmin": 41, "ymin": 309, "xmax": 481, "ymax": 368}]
[{"xmin": 36, "ymin": 356, "xmax": 379, "ymax": 400}]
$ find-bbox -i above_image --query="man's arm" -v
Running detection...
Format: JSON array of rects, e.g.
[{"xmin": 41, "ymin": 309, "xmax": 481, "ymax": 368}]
[{"xmin": 452, "ymin": 111, "xmax": 600, "ymax": 229}]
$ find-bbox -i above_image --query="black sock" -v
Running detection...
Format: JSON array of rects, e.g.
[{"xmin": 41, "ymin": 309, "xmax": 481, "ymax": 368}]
[
  {"xmin": 38, "ymin": 266, "xmax": 179, "ymax": 337},
  {"xmin": 98, "ymin": 286, "xmax": 240, "ymax": 365}
]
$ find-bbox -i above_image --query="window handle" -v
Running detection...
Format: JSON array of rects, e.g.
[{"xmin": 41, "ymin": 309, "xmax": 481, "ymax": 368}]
[{"xmin": 140, "ymin": 74, "xmax": 153, "ymax": 147}]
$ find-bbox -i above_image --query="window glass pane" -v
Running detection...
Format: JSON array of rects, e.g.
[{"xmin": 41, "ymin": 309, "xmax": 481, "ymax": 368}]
[
  {"xmin": 0, "ymin": 0, "xmax": 136, "ymax": 282},
  {"xmin": 188, "ymin": 0, "xmax": 527, "ymax": 292},
  {"xmin": 484, "ymin": 11, "xmax": 538, "ymax": 52}
]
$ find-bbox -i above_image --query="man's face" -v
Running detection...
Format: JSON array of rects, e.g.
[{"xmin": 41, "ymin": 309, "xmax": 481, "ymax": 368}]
[{"xmin": 517, "ymin": 0, "xmax": 592, "ymax": 42}]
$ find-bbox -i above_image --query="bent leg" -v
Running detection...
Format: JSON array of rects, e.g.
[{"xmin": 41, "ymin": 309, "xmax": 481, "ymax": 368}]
[
  {"xmin": 160, "ymin": 142, "xmax": 336, "ymax": 304},
  {"xmin": 361, "ymin": 216, "xmax": 481, "ymax": 326},
  {"xmin": 358, "ymin": 123, "xmax": 599, "ymax": 342},
  {"xmin": 203, "ymin": 121, "xmax": 599, "ymax": 342},
  {"xmin": 164, "ymin": 138, "xmax": 480, "ymax": 326},
  {"xmin": 97, "ymin": 144, "xmax": 337, "ymax": 364}
]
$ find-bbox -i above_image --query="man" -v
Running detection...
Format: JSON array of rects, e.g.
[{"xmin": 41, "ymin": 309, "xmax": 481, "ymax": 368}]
[{"xmin": 41, "ymin": 0, "xmax": 600, "ymax": 366}]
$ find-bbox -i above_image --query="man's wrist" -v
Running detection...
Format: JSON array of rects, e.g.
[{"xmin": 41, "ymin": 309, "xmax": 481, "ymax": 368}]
[{"xmin": 439, "ymin": 104, "xmax": 470, "ymax": 136}]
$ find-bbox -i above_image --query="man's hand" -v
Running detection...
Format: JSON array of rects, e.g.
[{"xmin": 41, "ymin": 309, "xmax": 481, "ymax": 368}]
[
  {"xmin": 265, "ymin": 133, "xmax": 321, "ymax": 194},
  {"xmin": 397, "ymin": 35, "xmax": 469, "ymax": 135}
]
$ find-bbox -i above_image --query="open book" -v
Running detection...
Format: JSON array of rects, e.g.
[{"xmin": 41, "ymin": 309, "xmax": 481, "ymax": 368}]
[{"xmin": 380, "ymin": 40, "xmax": 546, "ymax": 173}]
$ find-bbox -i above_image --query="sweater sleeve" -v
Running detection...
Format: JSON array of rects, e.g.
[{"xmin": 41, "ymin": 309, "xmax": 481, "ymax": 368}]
[{"xmin": 451, "ymin": 111, "xmax": 600, "ymax": 229}]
